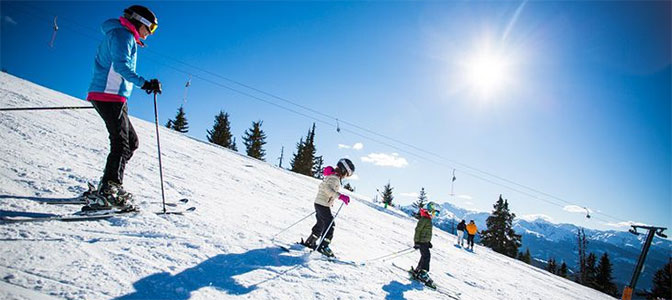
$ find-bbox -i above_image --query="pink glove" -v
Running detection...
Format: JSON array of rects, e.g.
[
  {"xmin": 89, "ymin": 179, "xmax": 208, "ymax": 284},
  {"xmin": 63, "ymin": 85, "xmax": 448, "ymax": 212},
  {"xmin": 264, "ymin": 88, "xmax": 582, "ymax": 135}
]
[{"xmin": 338, "ymin": 194, "xmax": 350, "ymax": 205}]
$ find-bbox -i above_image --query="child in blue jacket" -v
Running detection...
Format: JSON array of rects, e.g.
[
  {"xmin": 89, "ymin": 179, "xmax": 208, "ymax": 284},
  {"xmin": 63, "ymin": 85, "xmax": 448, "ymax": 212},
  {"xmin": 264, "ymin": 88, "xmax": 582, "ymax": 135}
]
[{"xmin": 85, "ymin": 5, "xmax": 161, "ymax": 210}]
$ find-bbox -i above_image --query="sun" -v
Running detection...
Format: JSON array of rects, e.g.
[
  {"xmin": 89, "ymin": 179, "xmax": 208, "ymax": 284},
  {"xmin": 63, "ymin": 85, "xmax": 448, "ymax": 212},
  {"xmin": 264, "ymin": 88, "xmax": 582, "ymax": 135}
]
[{"xmin": 465, "ymin": 50, "xmax": 511, "ymax": 99}]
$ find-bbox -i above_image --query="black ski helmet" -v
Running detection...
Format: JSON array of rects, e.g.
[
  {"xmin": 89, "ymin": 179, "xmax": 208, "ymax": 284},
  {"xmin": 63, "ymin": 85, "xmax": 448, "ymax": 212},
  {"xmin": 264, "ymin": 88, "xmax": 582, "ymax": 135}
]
[
  {"xmin": 123, "ymin": 5, "xmax": 158, "ymax": 33},
  {"xmin": 337, "ymin": 158, "xmax": 355, "ymax": 177}
]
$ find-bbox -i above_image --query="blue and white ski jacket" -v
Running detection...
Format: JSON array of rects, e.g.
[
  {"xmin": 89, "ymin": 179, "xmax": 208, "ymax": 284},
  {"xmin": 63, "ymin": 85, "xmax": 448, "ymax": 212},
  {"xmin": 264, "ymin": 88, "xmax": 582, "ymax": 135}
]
[{"xmin": 87, "ymin": 17, "xmax": 147, "ymax": 103}]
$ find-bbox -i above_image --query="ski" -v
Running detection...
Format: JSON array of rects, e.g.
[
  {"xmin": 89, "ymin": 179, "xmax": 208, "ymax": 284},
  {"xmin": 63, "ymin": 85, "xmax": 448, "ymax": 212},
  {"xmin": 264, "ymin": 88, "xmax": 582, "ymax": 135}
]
[
  {"xmin": 46, "ymin": 198, "xmax": 189, "ymax": 207},
  {"xmin": 277, "ymin": 242, "xmax": 357, "ymax": 266},
  {"xmin": 44, "ymin": 198, "xmax": 88, "ymax": 205},
  {"xmin": 391, "ymin": 263, "xmax": 437, "ymax": 289},
  {"xmin": 391, "ymin": 263, "xmax": 461, "ymax": 299},
  {"xmin": 1, "ymin": 203, "xmax": 195, "ymax": 223},
  {"xmin": 277, "ymin": 241, "xmax": 311, "ymax": 253},
  {"xmin": 0, "ymin": 209, "xmax": 139, "ymax": 223},
  {"xmin": 316, "ymin": 254, "xmax": 357, "ymax": 266},
  {"xmin": 156, "ymin": 206, "xmax": 196, "ymax": 215}
]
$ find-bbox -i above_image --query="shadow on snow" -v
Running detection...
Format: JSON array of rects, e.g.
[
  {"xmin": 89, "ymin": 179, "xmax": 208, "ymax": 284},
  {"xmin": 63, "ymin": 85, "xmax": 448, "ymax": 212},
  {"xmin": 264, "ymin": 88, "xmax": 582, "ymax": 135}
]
[
  {"xmin": 115, "ymin": 246, "xmax": 305, "ymax": 300},
  {"xmin": 382, "ymin": 280, "xmax": 423, "ymax": 300}
]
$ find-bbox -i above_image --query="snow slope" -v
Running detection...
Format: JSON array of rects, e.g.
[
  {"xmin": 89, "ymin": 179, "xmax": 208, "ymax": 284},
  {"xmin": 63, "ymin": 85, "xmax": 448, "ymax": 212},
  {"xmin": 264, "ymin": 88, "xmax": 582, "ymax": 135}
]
[{"xmin": 0, "ymin": 72, "xmax": 615, "ymax": 300}]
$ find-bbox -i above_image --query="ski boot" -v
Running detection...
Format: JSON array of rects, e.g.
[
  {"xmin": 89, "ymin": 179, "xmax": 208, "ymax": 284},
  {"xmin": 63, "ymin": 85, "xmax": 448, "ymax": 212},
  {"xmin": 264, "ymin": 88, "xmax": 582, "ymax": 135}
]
[
  {"xmin": 317, "ymin": 239, "xmax": 335, "ymax": 257},
  {"xmin": 413, "ymin": 268, "xmax": 436, "ymax": 289},
  {"xmin": 82, "ymin": 193, "xmax": 114, "ymax": 211},
  {"xmin": 300, "ymin": 234, "xmax": 318, "ymax": 250},
  {"xmin": 83, "ymin": 181, "xmax": 135, "ymax": 211}
]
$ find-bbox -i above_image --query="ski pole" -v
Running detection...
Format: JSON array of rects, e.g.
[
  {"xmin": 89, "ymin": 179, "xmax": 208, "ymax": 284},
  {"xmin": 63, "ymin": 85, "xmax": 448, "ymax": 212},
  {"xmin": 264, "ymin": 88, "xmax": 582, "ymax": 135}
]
[
  {"xmin": 271, "ymin": 211, "xmax": 316, "ymax": 242},
  {"xmin": 0, "ymin": 106, "xmax": 94, "ymax": 111},
  {"xmin": 152, "ymin": 92, "xmax": 167, "ymax": 214},
  {"xmin": 361, "ymin": 247, "xmax": 416, "ymax": 265},
  {"xmin": 314, "ymin": 202, "xmax": 345, "ymax": 253}
]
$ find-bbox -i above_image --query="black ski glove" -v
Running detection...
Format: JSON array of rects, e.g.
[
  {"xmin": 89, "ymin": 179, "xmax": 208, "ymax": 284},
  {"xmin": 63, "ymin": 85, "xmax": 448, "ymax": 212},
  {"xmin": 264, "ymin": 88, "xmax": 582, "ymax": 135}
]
[
  {"xmin": 141, "ymin": 79, "xmax": 162, "ymax": 94},
  {"xmin": 413, "ymin": 243, "xmax": 420, "ymax": 249},
  {"xmin": 428, "ymin": 242, "xmax": 433, "ymax": 249}
]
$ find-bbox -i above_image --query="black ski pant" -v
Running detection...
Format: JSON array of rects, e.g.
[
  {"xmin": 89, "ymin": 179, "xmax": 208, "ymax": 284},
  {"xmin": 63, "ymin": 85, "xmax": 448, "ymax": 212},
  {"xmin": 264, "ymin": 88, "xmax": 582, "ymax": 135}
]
[
  {"xmin": 416, "ymin": 242, "xmax": 431, "ymax": 272},
  {"xmin": 91, "ymin": 101, "xmax": 138, "ymax": 185},
  {"xmin": 311, "ymin": 203, "xmax": 335, "ymax": 243},
  {"xmin": 467, "ymin": 234, "xmax": 475, "ymax": 248}
]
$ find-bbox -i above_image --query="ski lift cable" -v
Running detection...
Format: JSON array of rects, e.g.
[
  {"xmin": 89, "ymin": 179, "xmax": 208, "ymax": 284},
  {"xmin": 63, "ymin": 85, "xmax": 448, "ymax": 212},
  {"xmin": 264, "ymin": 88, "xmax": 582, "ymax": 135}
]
[
  {"xmin": 13, "ymin": 2, "xmax": 632, "ymax": 225},
  {"xmin": 138, "ymin": 23, "xmax": 618, "ymax": 219},
  {"xmin": 9, "ymin": 4, "xmax": 102, "ymax": 43},
  {"xmin": 337, "ymin": 125, "xmax": 614, "ymax": 224},
  {"xmin": 13, "ymin": 2, "xmax": 627, "ymax": 225},
  {"xmin": 15, "ymin": 2, "xmax": 593, "ymax": 211}
]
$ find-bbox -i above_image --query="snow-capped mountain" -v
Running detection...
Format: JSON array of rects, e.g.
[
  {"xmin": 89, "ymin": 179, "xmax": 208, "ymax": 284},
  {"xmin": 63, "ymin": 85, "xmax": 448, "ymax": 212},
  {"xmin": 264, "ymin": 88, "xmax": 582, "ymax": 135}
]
[
  {"xmin": 402, "ymin": 202, "xmax": 671, "ymax": 293},
  {"xmin": 0, "ymin": 71, "xmax": 619, "ymax": 300}
]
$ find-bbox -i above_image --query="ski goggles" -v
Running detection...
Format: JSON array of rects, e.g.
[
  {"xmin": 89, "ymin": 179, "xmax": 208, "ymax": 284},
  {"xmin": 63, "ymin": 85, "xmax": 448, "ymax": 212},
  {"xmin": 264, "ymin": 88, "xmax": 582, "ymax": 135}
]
[{"xmin": 130, "ymin": 12, "xmax": 158, "ymax": 34}]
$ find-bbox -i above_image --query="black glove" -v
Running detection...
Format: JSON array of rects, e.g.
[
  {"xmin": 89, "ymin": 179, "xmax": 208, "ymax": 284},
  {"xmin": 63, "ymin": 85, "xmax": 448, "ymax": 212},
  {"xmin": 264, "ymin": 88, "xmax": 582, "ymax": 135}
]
[
  {"xmin": 428, "ymin": 242, "xmax": 433, "ymax": 249},
  {"xmin": 413, "ymin": 243, "xmax": 420, "ymax": 249},
  {"xmin": 142, "ymin": 79, "xmax": 162, "ymax": 94}
]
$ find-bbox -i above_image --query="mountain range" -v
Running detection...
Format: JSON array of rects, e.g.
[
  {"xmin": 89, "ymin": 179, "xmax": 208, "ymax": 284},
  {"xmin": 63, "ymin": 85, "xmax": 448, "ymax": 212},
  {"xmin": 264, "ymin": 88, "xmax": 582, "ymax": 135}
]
[{"xmin": 401, "ymin": 201, "xmax": 671, "ymax": 293}]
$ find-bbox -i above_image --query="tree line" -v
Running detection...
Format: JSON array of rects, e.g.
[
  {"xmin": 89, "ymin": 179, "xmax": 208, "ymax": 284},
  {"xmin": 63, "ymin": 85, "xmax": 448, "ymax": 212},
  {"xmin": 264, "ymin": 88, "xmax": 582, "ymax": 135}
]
[
  {"xmin": 384, "ymin": 185, "xmax": 670, "ymax": 299},
  {"xmin": 164, "ymin": 107, "xmax": 330, "ymax": 180}
]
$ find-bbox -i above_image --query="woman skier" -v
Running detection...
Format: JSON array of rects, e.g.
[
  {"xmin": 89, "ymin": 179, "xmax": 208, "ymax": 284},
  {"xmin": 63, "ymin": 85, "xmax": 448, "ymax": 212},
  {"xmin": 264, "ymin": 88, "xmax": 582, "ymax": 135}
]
[
  {"xmin": 466, "ymin": 220, "xmax": 478, "ymax": 251},
  {"xmin": 412, "ymin": 201, "xmax": 440, "ymax": 287},
  {"xmin": 456, "ymin": 219, "xmax": 466, "ymax": 247},
  {"xmin": 300, "ymin": 158, "xmax": 355, "ymax": 257},
  {"xmin": 85, "ymin": 5, "xmax": 162, "ymax": 211}
]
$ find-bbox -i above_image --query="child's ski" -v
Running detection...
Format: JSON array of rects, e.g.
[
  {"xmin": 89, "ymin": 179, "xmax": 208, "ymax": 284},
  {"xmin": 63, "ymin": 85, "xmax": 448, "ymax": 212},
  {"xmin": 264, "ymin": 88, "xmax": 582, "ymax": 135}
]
[
  {"xmin": 390, "ymin": 263, "xmax": 461, "ymax": 299},
  {"xmin": 276, "ymin": 242, "xmax": 357, "ymax": 266}
]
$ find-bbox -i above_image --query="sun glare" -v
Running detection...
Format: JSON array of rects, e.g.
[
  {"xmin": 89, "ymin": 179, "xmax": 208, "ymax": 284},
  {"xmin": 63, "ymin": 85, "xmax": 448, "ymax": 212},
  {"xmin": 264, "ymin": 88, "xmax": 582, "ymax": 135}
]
[{"xmin": 465, "ymin": 50, "xmax": 510, "ymax": 99}]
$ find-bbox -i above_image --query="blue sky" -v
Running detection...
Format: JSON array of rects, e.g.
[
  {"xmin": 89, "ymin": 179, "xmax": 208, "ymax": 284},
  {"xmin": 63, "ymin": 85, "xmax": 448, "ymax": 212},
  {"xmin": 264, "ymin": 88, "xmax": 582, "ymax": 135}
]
[{"xmin": 1, "ymin": 1, "xmax": 670, "ymax": 232}]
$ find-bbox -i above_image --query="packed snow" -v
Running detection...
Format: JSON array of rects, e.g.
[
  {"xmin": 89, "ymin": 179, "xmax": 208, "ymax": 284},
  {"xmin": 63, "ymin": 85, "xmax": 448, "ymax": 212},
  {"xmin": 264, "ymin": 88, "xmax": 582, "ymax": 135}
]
[{"xmin": 0, "ymin": 72, "xmax": 615, "ymax": 299}]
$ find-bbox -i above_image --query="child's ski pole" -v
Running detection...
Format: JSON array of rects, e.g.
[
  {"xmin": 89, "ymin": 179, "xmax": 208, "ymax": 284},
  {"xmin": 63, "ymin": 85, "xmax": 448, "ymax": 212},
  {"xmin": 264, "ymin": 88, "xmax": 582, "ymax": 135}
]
[
  {"xmin": 314, "ymin": 202, "xmax": 345, "ymax": 252},
  {"xmin": 360, "ymin": 247, "xmax": 416, "ymax": 265},
  {"xmin": 271, "ymin": 211, "xmax": 316, "ymax": 242}
]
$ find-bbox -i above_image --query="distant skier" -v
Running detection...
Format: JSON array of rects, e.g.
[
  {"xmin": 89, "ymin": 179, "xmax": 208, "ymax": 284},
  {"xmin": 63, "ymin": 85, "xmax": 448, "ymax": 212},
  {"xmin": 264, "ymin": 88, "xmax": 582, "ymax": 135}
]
[
  {"xmin": 412, "ymin": 201, "xmax": 440, "ymax": 287},
  {"xmin": 466, "ymin": 220, "xmax": 478, "ymax": 251},
  {"xmin": 300, "ymin": 158, "xmax": 355, "ymax": 257},
  {"xmin": 456, "ymin": 219, "xmax": 466, "ymax": 247},
  {"xmin": 85, "ymin": 5, "xmax": 162, "ymax": 210}
]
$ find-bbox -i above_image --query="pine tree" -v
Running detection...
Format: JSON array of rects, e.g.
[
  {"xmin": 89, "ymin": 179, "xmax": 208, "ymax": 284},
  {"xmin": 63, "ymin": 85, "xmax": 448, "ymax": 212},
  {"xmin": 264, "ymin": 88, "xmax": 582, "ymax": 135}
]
[
  {"xmin": 585, "ymin": 252, "xmax": 598, "ymax": 289},
  {"xmin": 207, "ymin": 111, "xmax": 237, "ymax": 151},
  {"xmin": 290, "ymin": 124, "xmax": 318, "ymax": 176},
  {"xmin": 595, "ymin": 252, "xmax": 618, "ymax": 296},
  {"xmin": 290, "ymin": 137, "xmax": 305, "ymax": 172},
  {"xmin": 547, "ymin": 257, "xmax": 558, "ymax": 274},
  {"xmin": 167, "ymin": 106, "xmax": 189, "ymax": 133},
  {"xmin": 312, "ymin": 155, "xmax": 324, "ymax": 179},
  {"xmin": 650, "ymin": 259, "xmax": 671, "ymax": 299},
  {"xmin": 558, "ymin": 261, "xmax": 569, "ymax": 278},
  {"xmin": 524, "ymin": 248, "xmax": 532, "ymax": 264},
  {"xmin": 231, "ymin": 137, "xmax": 238, "ymax": 152},
  {"xmin": 343, "ymin": 183, "xmax": 355, "ymax": 192},
  {"xmin": 576, "ymin": 228, "xmax": 589, "ymax": 284},
  {"xmin": 412, "ymin": 187, "xmax": 429, "ymax": 218},
  {"xmin": 480, "ymin": 194, "xmax": 522, "ymax": 258},
  {"xmin": 381, "ymin": 182, "xmax": 394, "ymax": 207},
  {"xmin": 242, "ymin": 120, "xmax": 267, "ymax": 161},
  {"xmin": 518, "ymin": 248, "xmax": 532, "ymax": 264}
]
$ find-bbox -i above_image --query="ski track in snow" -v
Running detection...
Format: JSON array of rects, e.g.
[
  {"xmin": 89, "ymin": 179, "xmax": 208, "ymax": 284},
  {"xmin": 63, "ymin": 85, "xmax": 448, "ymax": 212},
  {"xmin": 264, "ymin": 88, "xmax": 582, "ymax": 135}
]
[{"xmin": 0, "ymin": 72, "xmax": 615, "ymax": 299}]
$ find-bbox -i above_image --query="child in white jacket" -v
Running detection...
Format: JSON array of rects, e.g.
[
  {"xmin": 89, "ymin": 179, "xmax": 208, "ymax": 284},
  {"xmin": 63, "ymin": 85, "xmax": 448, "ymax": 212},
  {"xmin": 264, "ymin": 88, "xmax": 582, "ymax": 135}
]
[{"xmin": 300, "ymin": 158, "xmax": 355, "ymax": 257}]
